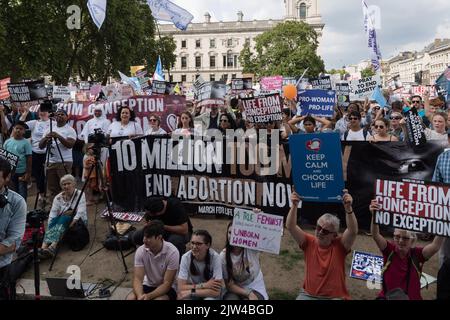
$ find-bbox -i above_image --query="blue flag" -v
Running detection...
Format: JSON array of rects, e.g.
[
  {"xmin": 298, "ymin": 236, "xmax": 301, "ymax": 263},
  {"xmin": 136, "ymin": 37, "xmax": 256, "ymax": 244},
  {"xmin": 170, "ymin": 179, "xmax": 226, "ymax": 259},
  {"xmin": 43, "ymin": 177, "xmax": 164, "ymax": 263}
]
[
  {"xmin": 371, "ymin": 86, "xmax": 388, "ymax": 108},
  {"xmin": 147, "ymin": 0, "xmax": 194, "ymax": 31},
  {"xmin": 87, "ymin": 0, "xmax": 107, "ymax": 30},
  {"xmin": 153, "ymin": 56, "xmax": 165, "ymax": 81}
]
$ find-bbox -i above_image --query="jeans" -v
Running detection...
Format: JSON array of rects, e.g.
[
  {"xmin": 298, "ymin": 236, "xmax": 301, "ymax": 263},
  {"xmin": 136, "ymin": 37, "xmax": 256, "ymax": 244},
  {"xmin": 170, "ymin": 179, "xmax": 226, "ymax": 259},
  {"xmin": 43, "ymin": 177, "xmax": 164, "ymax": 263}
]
[{"xmin": 10, "ymin": 173, "xmax": 28, "ymax": 200}]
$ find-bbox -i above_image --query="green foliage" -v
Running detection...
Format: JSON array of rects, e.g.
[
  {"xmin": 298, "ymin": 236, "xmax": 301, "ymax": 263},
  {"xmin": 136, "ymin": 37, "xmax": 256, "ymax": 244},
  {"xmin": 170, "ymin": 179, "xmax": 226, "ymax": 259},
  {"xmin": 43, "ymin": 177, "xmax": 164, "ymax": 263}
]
[
  {"xmin": 0, "ymin": 0, "xmax": 176, "ymax": 84},
  {"xmin": 361, "ymin": 66, "xmax": 376, "ymax": 78},
  {"xmin": 238, "ymin": 42, "xmax": 256, "ymax": 74},
  {"xmin": 239, "ymin": 21, "xmax": 325, "ymax": 79},
  {"xmin": 279, "ymin": 249, "xmax": 303, "ymax": 271},
  {"xmin": 268, "ymin": 288, "xmax": 298, "ymax": 300}
]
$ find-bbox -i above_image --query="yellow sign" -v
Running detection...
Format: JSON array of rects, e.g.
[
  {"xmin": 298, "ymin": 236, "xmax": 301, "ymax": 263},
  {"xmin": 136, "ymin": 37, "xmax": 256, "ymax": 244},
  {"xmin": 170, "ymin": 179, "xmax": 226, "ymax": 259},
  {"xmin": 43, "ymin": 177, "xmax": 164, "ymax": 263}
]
[{"xmin": 130, "ymin": 65, "xmax": 145, "ymax": 76}]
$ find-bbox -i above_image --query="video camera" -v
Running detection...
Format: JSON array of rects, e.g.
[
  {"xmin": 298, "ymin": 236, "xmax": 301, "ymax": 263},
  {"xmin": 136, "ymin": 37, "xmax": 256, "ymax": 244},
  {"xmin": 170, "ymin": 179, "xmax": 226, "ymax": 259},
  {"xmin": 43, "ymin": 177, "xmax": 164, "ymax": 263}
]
[
  {"xmin": 26, "ymin": 209, "xmax": 48, "ymax": 229},
  {"xmin": 88, "ymin": 128, "xmax": 108, "ymax": 147},
  {"xmin": 0, "ymin": 99, "xmax": 12, "ymax": 114},
  {"xmin": 39, "ymin": 98, "xmax": 62, "ymax": 113}
]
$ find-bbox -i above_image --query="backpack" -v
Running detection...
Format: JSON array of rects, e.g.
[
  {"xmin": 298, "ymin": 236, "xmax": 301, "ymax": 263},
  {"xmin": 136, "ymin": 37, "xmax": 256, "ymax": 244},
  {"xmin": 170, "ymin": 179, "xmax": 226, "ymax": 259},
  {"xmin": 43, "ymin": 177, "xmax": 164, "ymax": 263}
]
[
  {"xmin": 343, "ymin": 128, "xmax": 369, "ymax": 141},
  {"xmin": 64, "ymin": 220, "xmax": 90, "ymax": 252}
]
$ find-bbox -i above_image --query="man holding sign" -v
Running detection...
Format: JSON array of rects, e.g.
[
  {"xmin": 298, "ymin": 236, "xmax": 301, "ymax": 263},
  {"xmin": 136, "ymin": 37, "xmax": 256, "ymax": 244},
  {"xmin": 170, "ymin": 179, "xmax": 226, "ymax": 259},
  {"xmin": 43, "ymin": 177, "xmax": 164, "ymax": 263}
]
[{"xmin": 286, "ymin": 189, "xmax": 358, "ymax": 300}]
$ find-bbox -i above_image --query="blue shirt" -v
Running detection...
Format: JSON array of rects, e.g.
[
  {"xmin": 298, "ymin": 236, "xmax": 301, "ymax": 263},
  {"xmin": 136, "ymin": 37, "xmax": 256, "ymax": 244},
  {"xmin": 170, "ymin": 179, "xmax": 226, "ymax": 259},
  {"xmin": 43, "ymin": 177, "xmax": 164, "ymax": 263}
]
[
  {"xmin": 433, "ymin": 149, "xmax": 450, "ymax": 184},
  {"xmin": 0, "ymin": 189, "xmax": 27, "ymax": 268},
  {"xmin": 3, "ymin": 138, "xmax": 32, "ymax": 174}
]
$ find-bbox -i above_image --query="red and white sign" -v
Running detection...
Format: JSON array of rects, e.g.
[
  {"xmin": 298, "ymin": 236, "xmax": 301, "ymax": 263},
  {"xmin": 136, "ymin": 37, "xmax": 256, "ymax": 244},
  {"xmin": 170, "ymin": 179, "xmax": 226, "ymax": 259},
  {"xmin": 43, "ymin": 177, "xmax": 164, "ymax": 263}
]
[{"xmin": 0, "ymin": 77, "xmax": 11, "ymax": 100}]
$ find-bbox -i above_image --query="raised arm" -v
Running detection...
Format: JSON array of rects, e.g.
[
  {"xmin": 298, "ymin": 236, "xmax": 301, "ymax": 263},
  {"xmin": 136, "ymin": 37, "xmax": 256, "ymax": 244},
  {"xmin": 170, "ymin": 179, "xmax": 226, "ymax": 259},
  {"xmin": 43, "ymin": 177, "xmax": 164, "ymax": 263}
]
[
  {"xmin": 422, "ymin": 236, "xmax": 444, "ymax": 260},
  {"xmin": 286, "ymin": 191, "xmax": 307, "ymax": 246},
  {"xmin": 369, "ymin": 199, "xmax": 387, "ymax": 251},
  {"xmin": 341, "ymin": 190, "xmax": 358, "ymax": 251}
]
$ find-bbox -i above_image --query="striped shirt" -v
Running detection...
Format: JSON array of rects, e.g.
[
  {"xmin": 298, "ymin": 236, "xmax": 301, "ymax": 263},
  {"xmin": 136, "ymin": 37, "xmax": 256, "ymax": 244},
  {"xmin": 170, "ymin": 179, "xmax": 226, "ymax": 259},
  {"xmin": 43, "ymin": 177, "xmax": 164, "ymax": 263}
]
[{"xmin": 432, "ymin": 149, "xmax": 450, "ymax": 183}]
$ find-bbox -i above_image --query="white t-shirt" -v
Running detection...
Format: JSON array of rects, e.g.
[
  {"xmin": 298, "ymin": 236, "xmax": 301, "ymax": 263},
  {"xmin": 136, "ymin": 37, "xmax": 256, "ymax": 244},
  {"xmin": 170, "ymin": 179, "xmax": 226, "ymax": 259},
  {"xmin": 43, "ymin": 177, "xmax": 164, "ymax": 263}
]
[
  {"xmin": 107, "ymin": 121, "xmax": 143, "ymax": 138},
  {"xmin": 43, "ymin": 124, "xmax": 77, "ymax": 163},
  {"xmin": 220, "ymin": 248, "xmax": 268, "ymax": 299},
  {"xmin": 178, "ymin": 248, "xmax": 223, "ymax": 285},
  {"xmin": 344, "ymin": 128, "xmax": 369, "ymax": 141},
  {"xmin": 146, "ymin": 127, "xmax": 167, "ymax": 135},
  {"xmin": 79, "ymin": 117, "xmax": 111, "ymax": 143},
  {"xmin": 26, "ymin": 119, "xmax": 56, "ymax": 154}
]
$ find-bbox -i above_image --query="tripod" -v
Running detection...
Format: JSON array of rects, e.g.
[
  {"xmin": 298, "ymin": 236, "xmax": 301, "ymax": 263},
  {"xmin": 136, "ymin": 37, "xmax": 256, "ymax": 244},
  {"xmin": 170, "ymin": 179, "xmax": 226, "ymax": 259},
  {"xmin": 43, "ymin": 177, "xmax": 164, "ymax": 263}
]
[
  {"xmin": 35, "ymin": 116, "xmax": 69, "ymax": 211},
  {"xmin": 48, "ymin": 144, "xmax": 128, "ymax": 273}
]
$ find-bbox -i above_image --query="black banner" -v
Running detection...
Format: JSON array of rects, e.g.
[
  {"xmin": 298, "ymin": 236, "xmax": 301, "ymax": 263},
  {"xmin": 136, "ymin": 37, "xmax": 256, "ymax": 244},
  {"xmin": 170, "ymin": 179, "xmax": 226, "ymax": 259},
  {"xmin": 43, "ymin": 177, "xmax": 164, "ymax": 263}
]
[
  {"xmin": 405, "ymin": 107, "xmax": 426, "ymax": 147},
  {"xmin": 7, "ymin": 79, "xmax": 47, "ymax": 102},
  {"xmin": 109, "ymin": 137, "xmax": 444, "ymax": 230}
]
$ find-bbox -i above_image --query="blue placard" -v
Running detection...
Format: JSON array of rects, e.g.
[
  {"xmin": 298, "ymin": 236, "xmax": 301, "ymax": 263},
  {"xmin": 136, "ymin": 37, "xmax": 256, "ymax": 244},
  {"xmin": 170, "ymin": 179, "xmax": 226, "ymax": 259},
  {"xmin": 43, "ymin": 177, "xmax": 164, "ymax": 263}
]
[
  {"xmin": 289, "ymin": 132, "xmax": 344, "ymax": 202},
  {"xmin": 297, "ymin": 89, "xmax": 336, "ymax": 117},
  {"xmin": 350, "ymin": 251, "xmax": 384, "ymax": 283}
]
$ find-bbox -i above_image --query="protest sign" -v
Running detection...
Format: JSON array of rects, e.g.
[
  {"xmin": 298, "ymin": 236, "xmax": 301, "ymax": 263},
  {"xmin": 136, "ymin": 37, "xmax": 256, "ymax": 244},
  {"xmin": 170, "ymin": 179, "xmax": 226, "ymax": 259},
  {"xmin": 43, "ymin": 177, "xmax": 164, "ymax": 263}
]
[
  {"xmin": 241, "ymin": 94, "xmax": 283, "ymax": 124},
  {"xmin": 195, "ymin": 81, "xmax": 226, "ymax": 108},
  {"xmin": 297, "ymin": 89, "xmax": 336, "ymax": 117},
  {"xmin": 7, "ymin": 79, "xmax": 47, "ymax": 102},
  {"xmin": 0, "ymin": 77, "xmax": 11, "ymax": 100},
  {"xmin": 231, "ymin": 78, "xmax": 253, "ymax": 94},
  {"xmin": 0, "ymin": 148, "xmax": 19, "ymax": 171},
  {"xmin": 350, "ymin": 251, "xmax": 384, "ymax": 283},
  {"xmin": 282, "ymin": 77, "xmax": 297, "ymax": 86},
  {"xmin": 335, "ymin": 82, "xmax": 350, "ymax": 108},
  {"xmin": 289, "ymin": 132, "xmax": 344, "ymax": 203},
  {"xmin": 152, "ymin": 80, "xmax": 167, "ymax": 95},
  {"xmin": 230, "ymin": 208, "xmax": 283, "ymax": 255},
  {"xmin": 310, "ymin": 76, "xmax": 332, "ymax": 90},
  {"xmin": 260, "ymin": 76, "xmax": 283, "ymax": 91},
  {"xmin": 350, "ymin": 74, "xmax": 381, "ymax": 100},
  {"xmin": 374, "ymin": 179, "xmax": 450, "ymax": 236},
  {"xmin": 404, "ymin": 107, "xmax": 426, "ymax": 147},
  {"xmin": 53, "ymin": 86, "xmax": 73, "ymax": 102},
  {"xmin": 100, "ymin": 208, "xmax": 144, "ymax": 222}
]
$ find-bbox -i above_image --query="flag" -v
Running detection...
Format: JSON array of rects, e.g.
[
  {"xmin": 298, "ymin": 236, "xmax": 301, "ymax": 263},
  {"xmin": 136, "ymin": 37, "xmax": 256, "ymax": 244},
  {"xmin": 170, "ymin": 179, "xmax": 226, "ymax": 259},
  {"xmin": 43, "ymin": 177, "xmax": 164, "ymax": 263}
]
[
  {"xmin": 153, "ymin": 56, "xmax": 165, "ymax": 81},
  {"xmin": 0, "ymin": 77, "xmax": 11, "ymax": 100},
  {"xmin": 147, "ymin": 0, "xmax": 194, "ymax": 31},
  {"xmin": 371, "ymin": 86, "xmax": 388, "ymax": 108},
  {"xmin": 87, "ymin": 0, "xmax": 107, "ymax": 30},
  {"xmin": 362, "ymin": 1, "xmax": 382, "ymax": 72},
  {"xmin": 118, "ymin": 71, "xmax": 141, "ymax": 92},
  {"xmin": 173, "ymin": 83, "xmax": 181, "ymax": 95},
  {"xmin": 130, "ymin": 65, "xmax": 145, "ymax": 76}
]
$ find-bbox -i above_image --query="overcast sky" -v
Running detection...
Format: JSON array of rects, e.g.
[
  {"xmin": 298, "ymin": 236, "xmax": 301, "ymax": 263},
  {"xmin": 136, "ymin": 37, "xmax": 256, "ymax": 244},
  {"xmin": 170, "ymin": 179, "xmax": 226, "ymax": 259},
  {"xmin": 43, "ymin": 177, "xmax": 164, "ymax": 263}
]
[{"xmin": 172, "ymin": 0, "xmax": 450, "ymax": 70}]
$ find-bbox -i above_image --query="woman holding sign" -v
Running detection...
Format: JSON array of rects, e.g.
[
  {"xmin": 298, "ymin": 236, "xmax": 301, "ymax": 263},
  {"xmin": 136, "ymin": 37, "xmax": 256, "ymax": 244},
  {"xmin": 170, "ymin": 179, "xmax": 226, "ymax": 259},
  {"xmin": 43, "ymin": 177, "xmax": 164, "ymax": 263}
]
[
  {"xmin": 369, "ymin": 200, "xmax": 444, "ymax": 300},
  {"xmin": 220, "ymin": 222, "xmax": 268, "ymax": 300}
]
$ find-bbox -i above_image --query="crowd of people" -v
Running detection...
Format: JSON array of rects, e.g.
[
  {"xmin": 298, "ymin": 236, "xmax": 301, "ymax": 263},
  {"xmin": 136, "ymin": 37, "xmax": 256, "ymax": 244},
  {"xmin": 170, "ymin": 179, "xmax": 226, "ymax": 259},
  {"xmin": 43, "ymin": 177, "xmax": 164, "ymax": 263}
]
[{"xmin": 0, "ymin": 86, "xmax": 449, "ymax": 300}]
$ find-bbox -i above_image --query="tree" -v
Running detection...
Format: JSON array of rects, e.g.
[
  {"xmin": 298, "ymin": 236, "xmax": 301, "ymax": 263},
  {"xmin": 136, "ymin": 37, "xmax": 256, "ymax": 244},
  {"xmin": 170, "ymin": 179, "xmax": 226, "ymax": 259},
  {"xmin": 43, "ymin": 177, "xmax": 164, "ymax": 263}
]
[
  {"xmin": 0, "ymin": 0, "xmax": 176, "ymax": 84},
  {"xmin": 361, "ymin": 67, "xmax": 376, "ymax": 78},
  {"xmin": 239, "ymin": 21, "xmax": 324, "ymax": 78},
  {"xmin": 239, "ymin": 42, "xmax": 256, "ymax": 74}
]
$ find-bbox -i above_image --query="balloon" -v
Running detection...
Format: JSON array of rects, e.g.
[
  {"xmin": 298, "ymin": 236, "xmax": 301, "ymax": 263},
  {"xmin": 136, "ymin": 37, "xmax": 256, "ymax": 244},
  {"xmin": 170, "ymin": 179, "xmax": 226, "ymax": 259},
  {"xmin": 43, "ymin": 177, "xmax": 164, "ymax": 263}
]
[{"xmin": 283, "ymin": 84, "xmax": 297, "ymax": 100}]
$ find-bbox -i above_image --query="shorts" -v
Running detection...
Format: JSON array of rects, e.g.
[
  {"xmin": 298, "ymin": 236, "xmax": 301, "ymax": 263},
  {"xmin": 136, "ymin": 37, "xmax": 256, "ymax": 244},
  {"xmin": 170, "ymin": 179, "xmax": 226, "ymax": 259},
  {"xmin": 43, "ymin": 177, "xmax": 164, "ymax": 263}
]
[{"xmin": 143, "ymin": 285, "xmax": 177, "ymax": 300}]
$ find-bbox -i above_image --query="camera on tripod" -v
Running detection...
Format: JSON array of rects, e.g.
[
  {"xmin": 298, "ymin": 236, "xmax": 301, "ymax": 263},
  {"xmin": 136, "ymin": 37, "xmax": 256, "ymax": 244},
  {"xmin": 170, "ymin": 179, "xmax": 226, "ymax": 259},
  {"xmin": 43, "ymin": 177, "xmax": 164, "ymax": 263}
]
[
  {"xmin": 88, "ymin": 128, "xmax": 108, "ymax": 148},
  {"xmin": 39, "ymin": 100, "xmax": 58, "ymax": 113},
  {"xmin": 26, "ymin": 209, "xmax": 48, "ymax": 229}
]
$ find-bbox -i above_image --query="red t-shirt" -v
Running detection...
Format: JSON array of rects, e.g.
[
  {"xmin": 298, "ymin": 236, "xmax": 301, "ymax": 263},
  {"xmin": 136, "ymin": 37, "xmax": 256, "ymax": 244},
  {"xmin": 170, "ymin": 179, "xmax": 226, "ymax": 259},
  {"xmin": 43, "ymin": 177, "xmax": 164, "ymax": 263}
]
[
  {"xmin": 300, "ymin": 233, "xmax": 350, "ymax": 299},
  {"xmin": 379, "ymin": 241, "xmax": 425, "ymax": 300}
]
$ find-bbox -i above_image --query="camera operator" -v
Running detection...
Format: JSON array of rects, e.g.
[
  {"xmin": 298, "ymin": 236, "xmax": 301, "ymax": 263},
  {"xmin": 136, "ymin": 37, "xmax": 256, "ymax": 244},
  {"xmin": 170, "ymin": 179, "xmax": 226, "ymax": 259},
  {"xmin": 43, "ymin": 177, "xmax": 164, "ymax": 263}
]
[
  {"xmin": 20, "ymin": 105, "xmax": 56, "ymax": 205},
  {"xmin": 38, "ymin": 109, "xmax": 76, "ymax": 204},
  {"xmin": 0, "ymin": 158, "xmax": 27, "ymax": 300},
  {"xmin": 79, "ymin": 105, "xmax": 110, "ymax": 164}
]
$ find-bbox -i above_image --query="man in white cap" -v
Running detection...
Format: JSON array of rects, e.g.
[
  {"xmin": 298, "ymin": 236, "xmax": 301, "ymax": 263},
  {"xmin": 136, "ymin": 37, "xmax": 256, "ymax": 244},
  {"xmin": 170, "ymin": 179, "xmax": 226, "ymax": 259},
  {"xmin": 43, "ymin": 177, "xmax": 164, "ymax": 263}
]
[{"xmin": 79, "ymin": 105, "xmax": 111, "ymax": 144}]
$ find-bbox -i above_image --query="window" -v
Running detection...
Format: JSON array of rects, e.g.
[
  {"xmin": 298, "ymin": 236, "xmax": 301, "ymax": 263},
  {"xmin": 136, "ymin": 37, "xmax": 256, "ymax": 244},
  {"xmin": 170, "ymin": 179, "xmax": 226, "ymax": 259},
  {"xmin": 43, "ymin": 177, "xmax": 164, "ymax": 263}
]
[
  {"xmin": 227, "ymin": 53, "xmax": 233, "ymax": 67},
  {"xmin": 227, "ymin": 38, "xmax": 233, "ymax": 47},
  {"xmin": 210, "ymin": 74, "xmax": 215, "ymax": 82},
  {"xmin": 210, "ymin": 39, "xmax": 216, "ymax": 48},
  {"xmin": 169, "ymin": 75, "xmax": 173, "ymax": 82},
  {"xmin": 181, "ymin": 57, "xmax": 187, "ymax": 69},
  {"xmin": 210, "ymin": 56, "xmax": 216, "ymax": 68},
  {"xmin": 223, "ymin": 56, "xmax": 227, "ymax": 67},
  {"xmin": 222, "ymin": 74, "xmax": 228, "ymax": 82},
  {"xmin": 181, "ymin": 75, "xmax": 186, "ymax": 82},
  {"xmin": 232, "ymin": 74, "xmax": 237, "ymax": 79},
  {"xmin": 245, "ymin": 38, "xmax": 251, "ymax": 45},
  {"xmin": 195, "ymin": 56, "xmax": 201, "ymax": 68},
  {"xmin": 181, "ymin": 40, "xmax": 187, "ymax": 48},
  {"xmin": 196, "ymin": 39, "xmax": 201, "ymax": 48},
  {"xmin": 195, "ymin": 74, "xmax": 200, "ymax": 80},
  {"xmin": 299, "ymin": 3, "xmax": 307, "ymax": 20},
  {"xmin": 234, "ymin": 55, "xmax": 238, "ymax": 68}
]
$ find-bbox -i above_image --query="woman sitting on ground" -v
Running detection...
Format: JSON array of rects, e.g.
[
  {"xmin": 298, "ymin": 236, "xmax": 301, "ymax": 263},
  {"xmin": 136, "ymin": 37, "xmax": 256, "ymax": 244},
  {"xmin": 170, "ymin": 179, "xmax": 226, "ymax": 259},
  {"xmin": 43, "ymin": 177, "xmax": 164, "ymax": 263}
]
[
  {"xmin": 39, "ymin": 174, "xmax": 87, "ymax": 259},
  {"xmin": 220, "ymin": 222, "xmax": 268, "ymax": 300}
]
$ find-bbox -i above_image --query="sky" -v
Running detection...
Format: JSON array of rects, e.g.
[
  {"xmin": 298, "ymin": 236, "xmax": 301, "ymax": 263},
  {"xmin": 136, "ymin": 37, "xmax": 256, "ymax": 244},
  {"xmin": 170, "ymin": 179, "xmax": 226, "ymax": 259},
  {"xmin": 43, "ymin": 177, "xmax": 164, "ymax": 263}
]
[{"xmin": 171, "ymin": 0, "xmax": 450, "ymax": 70}]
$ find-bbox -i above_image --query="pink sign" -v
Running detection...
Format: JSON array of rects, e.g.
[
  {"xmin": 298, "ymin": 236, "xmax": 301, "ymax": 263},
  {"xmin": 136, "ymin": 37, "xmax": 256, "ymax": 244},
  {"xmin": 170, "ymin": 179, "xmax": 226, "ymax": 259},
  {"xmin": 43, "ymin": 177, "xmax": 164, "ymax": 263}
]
[{"xmin": 260, "ymin": 76, "xmax": 283, "ymax": 91}]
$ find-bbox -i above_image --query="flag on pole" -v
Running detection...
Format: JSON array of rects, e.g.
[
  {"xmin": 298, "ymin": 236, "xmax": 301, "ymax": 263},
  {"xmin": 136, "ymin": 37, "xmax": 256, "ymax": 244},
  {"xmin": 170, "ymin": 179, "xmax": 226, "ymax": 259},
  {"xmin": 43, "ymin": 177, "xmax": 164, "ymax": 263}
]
[
  {"xmin": 87, "ymin": 0, "xmax": 107, "ymax": 30},
  {"xmin": 362, "ymin": 0, "xmax": 382, "ymax": 72},
  {"xmin": 173, "ymin": 83, "xmax": 181, "ymax": 95},
  {"xmin": 153, "ymin": 56, "xmax": 165, "ymax": 82},
  {"xmin": 146, "ymin": 0, "xmax": 194, "ymax": 31},
  {"xmin": 371, "ymin": 86, "xmax": 388, "ymax": 108},
  {"xmin": 118, "ymin": 71, "xmax": 141, "ymax": 92}
]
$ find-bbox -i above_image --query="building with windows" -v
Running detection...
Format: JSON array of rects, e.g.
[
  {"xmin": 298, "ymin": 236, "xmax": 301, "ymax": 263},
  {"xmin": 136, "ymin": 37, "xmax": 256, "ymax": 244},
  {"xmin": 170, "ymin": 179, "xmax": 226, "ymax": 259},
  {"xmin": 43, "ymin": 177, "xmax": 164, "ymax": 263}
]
[{"xmin": 158, "ymin": 0, "xmax": 324, "ymax": 85}]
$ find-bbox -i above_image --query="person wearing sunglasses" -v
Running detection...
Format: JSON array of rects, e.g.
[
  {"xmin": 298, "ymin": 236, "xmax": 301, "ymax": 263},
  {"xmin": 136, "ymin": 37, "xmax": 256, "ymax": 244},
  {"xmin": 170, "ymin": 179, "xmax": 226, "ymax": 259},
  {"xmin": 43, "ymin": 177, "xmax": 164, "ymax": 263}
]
[
  {"xmin": 368, "ymin": 118, "xmax": 399, "ymax": 142},
  {"xmin": 286, "ymin": 189, "xmax": 358, "ymax": 300},
  {"xmin": 177, "ymin": 230, "xmax": 224, "ymax": 300},
  {"xmin": 388, "ymin": 112, "xmax": 404, "ymax": 140},
  {"xmin": 369, "ymin": 200, "xmax": 443, "ymax": 300},
  {"xmin": 342, "ymin": 111, "xmax": 370, "ymax": 141},
  {"xmin": 145, "ymin": 114, "xmax": 167, "ymax": 135}
]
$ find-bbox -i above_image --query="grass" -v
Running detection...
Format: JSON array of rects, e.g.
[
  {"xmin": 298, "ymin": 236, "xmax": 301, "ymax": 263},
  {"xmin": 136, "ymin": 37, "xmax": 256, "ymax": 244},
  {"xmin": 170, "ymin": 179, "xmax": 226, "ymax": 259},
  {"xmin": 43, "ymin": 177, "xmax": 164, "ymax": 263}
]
[
  {"xmin": 278, "ymin": 249, "xmax": 303, "ymax": 271},
  {"xmin": 268, "ymin": 288, "xmax": 298, "ymax": 300}
]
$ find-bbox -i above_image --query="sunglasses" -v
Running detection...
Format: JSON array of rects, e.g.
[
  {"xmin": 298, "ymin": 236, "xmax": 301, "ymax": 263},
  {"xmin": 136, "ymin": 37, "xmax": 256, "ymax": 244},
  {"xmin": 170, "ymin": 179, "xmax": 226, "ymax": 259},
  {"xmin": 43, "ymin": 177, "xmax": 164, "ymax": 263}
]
[
  {"xmin": 374, "ymin": 125, "xmax": 385, "ymax": 129},
  {"xmin": 393, "ymin": 235, "xmax": 411, "ymax": 241},
  {"xmin": 220, "ymin": 119, "xmax": 229, "ymax": 123},
  {"xmin": 412, "ymin": 100, "xmax": 421, "ymax": 104},
  {"xmin": 149, "ymin": 119, "xmax": 157, "ymax": 122},
  {"xmin": 390, "ymin": 116, "xmax": 402, "ymax": 120},
  {"xmin": 348, "ymin": 117, "xmax": 360, "ymax": 121},
  {"xmin": 316, "ymin": 225, "xmax": 335, "ymax": 236}
]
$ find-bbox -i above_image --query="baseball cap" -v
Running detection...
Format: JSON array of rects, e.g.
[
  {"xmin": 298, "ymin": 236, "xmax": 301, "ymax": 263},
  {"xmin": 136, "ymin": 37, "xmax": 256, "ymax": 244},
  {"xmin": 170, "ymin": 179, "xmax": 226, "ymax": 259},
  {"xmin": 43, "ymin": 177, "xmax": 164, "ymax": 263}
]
[
  {"xmin": 14, "ymin": 121, "xmax": 29, "ymax": 130},
  {"xmin": 55, "ymin": 108, "xmax": 68, "ymax": 116}
]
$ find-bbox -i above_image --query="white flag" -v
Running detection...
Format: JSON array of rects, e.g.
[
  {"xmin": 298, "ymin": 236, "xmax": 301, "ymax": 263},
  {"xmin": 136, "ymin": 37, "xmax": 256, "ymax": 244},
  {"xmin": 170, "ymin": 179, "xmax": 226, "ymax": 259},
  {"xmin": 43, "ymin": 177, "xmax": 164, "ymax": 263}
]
[
  {"xmin": 88, "ymin": 0, "xmax": 107, "ymax": 30},
  {"xmin": 147, "ymin": 0, "xmax": 194, "ymax": 31},
  {"xmin": 362, "ymin": 0, "xmax": 382, "ymax": 71}
]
